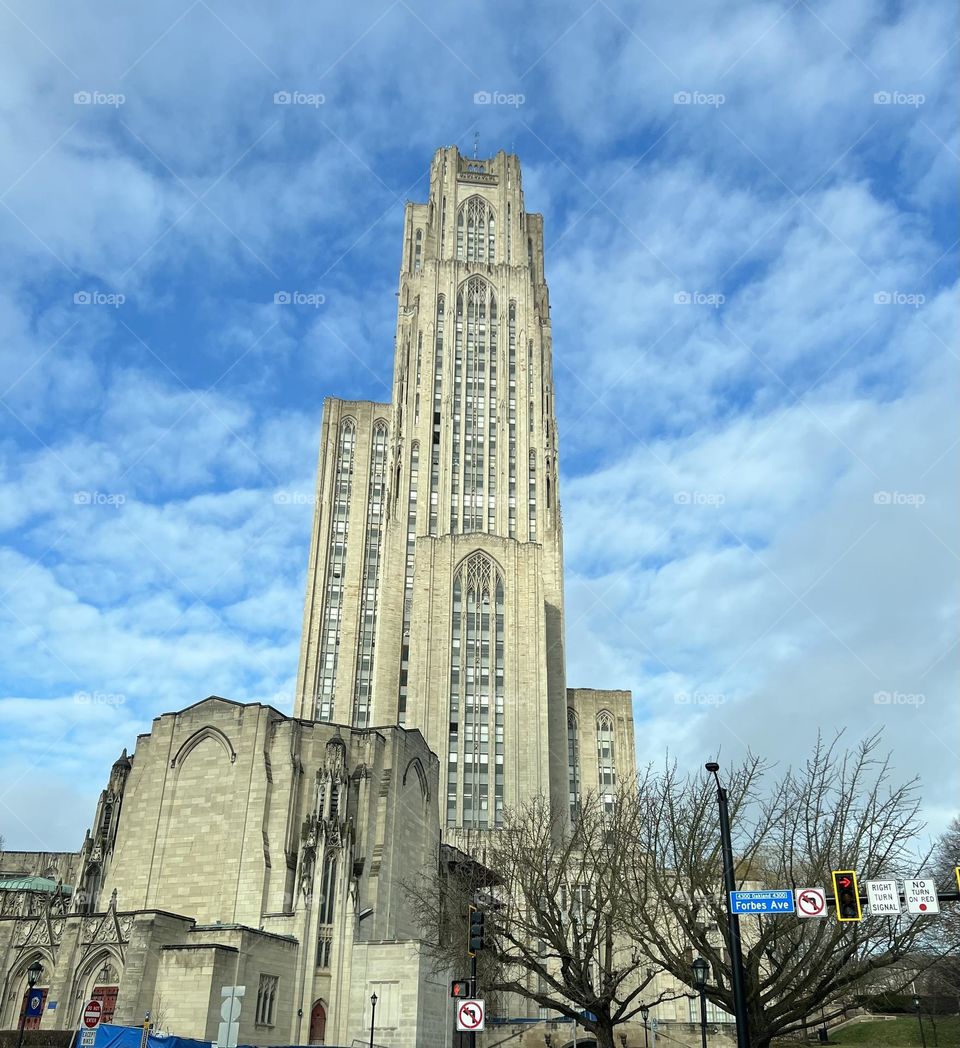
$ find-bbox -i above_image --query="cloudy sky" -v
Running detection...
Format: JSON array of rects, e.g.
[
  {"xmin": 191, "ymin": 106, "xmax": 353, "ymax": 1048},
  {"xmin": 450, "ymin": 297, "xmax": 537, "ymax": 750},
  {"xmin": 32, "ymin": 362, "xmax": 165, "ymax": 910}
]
[{"xmin": 0, "ymin": 0, "xmax": 956, "ymax": 853}]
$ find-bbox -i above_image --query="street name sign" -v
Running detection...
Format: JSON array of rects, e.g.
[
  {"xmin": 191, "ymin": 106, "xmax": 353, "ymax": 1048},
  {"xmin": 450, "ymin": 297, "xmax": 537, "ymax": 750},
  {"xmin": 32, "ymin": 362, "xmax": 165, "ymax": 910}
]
[
  {"xmin": 904, "ymin": 879, "xmax": 940, "ymax": 914},
  {"xmin": 866, "ymin": 880, "xmax": 901, "ymax": 915},
  {"xmin": 730, "ymin": 889, "xmax": 795, "ymax": 914},
  {"xmin": 795, "ymin": 887, "xmax": 827, "ymax": 918},
  {"xmin": 455, "ymin": 999, "xmax": 485, "ymax": 1032}
]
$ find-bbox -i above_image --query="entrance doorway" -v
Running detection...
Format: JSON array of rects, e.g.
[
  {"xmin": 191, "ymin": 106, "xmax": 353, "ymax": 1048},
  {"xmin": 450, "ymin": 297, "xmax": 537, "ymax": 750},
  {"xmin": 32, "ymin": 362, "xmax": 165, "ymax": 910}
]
[{"xmin": 309, "ymin": 999, "xmax": 326, "ymax": 1044}]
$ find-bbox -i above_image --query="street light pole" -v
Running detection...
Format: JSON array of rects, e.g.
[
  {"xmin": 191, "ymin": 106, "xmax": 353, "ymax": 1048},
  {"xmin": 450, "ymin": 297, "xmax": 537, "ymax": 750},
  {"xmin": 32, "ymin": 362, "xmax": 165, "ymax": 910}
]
[
  {"xmin": 17, "ymin": 961, "xmax": 44, "ymax": 1048},
  {"xmin": 913, "ymin": 995, "xmax": 928, "ymax": 1048},
  {"xmin": 705, "ymin": 762, "xmax": 751, "ymax": 1048},
  {"xmin": 369, "ymin": 992, "xmax": 377, "ymax": 1048},
  {"xmin": 640, "ymin": 1005, "xmax": 650, "ymax": 1048},
  {"xmin": 692, "ymin": 957, "xmax": 709, "ymax": 1048}
]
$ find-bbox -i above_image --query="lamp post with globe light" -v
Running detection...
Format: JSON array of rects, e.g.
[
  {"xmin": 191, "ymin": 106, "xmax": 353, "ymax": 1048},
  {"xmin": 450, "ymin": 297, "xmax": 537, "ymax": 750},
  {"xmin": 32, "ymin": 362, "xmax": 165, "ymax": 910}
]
[
  {"xmin": 692, "ymin": 957, "xmax": 709, "ymax": 1048},
  {"xmin": 16, "ymin": 960, "xmax": 44, "ymax": 1048}
]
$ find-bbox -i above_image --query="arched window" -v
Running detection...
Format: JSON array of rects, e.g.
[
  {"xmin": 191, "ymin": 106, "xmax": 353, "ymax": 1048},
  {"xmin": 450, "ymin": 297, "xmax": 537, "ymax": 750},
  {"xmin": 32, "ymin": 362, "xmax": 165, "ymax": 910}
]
[
  {"xmin": 447, "ymin": 552, "xmax": 505, "ymax": 828},
  {"xmin": 316, "ymin": 420, "xmax": 355, "ymax": 721},
  {"xmin": 528, "ymin": 450, "xmax": 537, "ymax": 541},
  {"xmin": 597, "ymin": 711, "xmax": 616, "ymax": 812},
  {"xmin": 567, "ymin": 709, "xmax": 581, "ymax": 823},
  {"xmin": 456, "ymin": 196, "xmax": 496, "ymax": 263},
  {"xmin": 413, "ymin": 229, "xmax": 422, "ymax": 273},
  {"xmin": 353, "ymin": 422, "xmax": 388, "ymax": 727}
]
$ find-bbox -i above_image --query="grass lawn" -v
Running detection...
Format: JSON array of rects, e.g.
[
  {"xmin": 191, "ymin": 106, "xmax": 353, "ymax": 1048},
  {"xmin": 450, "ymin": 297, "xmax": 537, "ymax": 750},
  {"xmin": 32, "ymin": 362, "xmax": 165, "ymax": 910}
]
[{"xmin": 828, "ymin": 1015, "xmax": 960, "ymax": 1046}]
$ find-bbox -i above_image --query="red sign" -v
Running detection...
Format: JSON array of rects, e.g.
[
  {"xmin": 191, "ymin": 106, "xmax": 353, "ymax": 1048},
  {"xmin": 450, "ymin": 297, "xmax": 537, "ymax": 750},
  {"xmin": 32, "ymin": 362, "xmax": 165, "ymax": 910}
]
[{"xmin": 83, "ymin": 1000, "xmax": 103, "ymax": 1029}]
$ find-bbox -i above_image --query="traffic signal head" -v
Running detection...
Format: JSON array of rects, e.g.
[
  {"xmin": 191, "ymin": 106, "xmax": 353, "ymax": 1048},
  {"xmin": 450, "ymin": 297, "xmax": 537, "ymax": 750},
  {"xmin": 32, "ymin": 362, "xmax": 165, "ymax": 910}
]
[
  {"xmin": 468, "ymin": 905, "xmax": 485, "ymax": 956},
  {"xmin": 450, "ymin": 979, "xmax": 471, "ymax": 998},
  {"xmin": 832, "ymin": 870, "xmax": 862, "ymax": 922}
]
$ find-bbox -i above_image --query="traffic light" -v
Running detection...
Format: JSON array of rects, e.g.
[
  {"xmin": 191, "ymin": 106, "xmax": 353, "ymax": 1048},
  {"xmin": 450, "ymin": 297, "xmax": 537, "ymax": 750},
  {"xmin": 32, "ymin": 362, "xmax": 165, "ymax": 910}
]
[
  {"xmin": 468, "ymin": 905, "xmax": 485, "ymax": 956},
  {"xmin": 832, "ymin": 870, "xmax": 862, "ymax": 921},
  {"xmin": 450, "ymin": 979, "xmax": 472, "ymax": 998}
]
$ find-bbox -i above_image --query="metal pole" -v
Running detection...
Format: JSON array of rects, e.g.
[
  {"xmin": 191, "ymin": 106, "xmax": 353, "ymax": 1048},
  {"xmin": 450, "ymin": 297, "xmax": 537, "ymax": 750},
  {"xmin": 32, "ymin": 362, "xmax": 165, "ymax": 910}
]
[
  {"xmin": 369, "ymin": 994, "xmax": 376, "ymax": 1048},
  {"xmin": 642, "ymin": 1017, "xmax": 649, "ymax": 1048},
  {"xmin": 916, "ymin": 1001, "xmax": 927, "ymax": 1048},
  {"xmin": 16, "ymin": 1003, "xmax": 28, "ymax": 1048},
  {"xmin": 699, "ymin": 990, "xmax": 708, "ymax": 1048},
  {"xmin": 470, "ymin": 953, "xmax": 477, "ymax": 1048},
  {"xmin": 709, "ymin": 768, "xmax": 751, "ymax": 1048}
]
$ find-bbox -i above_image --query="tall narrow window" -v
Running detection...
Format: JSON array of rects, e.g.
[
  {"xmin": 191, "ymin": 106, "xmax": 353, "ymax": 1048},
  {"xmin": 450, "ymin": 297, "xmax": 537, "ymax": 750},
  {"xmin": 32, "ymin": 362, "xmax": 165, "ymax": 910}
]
[
  {"xmin": 316, "ymin": 421, "xmax": 355, "ymax": 721},
  {"xmin": 567, "ymin": 708, "xmax": 580, "ymax": 823},
  {"xmin": 454, "ymin": 277, "xmax": 496, "ymax": 534},
  {"xmin": 398, "ymin": 442, "xmax": 419, "ymax": 725},
  {"xmin": 448, "ymin": 553, "xmax": 505, "ymax": 828},
  {"xmin": 506, "ymin": 202, "xmax": 511, "ymax": 263},
  {"xmin": 352, "ymin": 422, "xmax": 387, "ymax": 727},
  {"xmin": 528, "ymin": 450, "xmax": 537, "ymax": 542},
  {"xmin": 413, "ymin": 229, "xmax": 422, "ymax": 273},
  {"xmin": 430, "ymin": 298, "xmax": 444, "ymax": 535},
  {"xmin": 597, "ymin": 711, "xmax": 616, "ymax": 813},
  {"xmin": 508, "ymin": 302, "xmax": 517, "ymax": 538}
]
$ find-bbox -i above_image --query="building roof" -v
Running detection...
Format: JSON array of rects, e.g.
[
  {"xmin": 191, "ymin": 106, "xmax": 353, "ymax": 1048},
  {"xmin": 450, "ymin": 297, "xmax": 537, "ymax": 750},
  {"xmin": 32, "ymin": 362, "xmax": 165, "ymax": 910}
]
[{"xmin": 0, "ymin": 876, "xmax": 73, "ymax": 894}]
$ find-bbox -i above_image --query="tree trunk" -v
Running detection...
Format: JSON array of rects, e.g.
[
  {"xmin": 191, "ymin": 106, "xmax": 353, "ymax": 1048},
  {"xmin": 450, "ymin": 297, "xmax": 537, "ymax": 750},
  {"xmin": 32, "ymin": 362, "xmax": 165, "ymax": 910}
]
[{"xmin": 593, "ymin": 1020, "xmax": 616, "ymax": 1048}]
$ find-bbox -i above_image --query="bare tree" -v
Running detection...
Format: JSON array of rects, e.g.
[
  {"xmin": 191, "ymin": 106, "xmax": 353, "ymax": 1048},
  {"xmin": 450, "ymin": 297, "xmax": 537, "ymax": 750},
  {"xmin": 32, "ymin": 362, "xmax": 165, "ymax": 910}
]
[
  {"xmin": 624, "ymin": 732, "xmax": 959, "ymax": 1048},
  {"xmin": 406, "ymin": 792, "xmax": 677, "ymax": 1048}
]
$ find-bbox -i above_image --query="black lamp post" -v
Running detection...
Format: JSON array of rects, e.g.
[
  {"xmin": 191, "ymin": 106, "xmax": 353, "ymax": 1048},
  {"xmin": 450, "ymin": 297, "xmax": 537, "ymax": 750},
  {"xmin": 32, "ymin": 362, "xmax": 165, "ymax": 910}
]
[
  {"xmin": 913, "ymin": 994, "xmax": 927, "ymax": 1048},
  {"xmin": 692, "ymin": 957, "xmax": 709, "ymax": 1048},
  {"xmin": 705, "ymin": 761, "xmax": 750, "ymax": 1048},
  {"xmin": 640, "ymin": 1005, "xmax": 650, "ymax": 1048},
  {"xmin": 369, "ymin": 992, "xmax": 377, "ymax": 1048},
  {"xmin": 17, "ymin": 960, "xmax": 44, "ymax": 1048}
]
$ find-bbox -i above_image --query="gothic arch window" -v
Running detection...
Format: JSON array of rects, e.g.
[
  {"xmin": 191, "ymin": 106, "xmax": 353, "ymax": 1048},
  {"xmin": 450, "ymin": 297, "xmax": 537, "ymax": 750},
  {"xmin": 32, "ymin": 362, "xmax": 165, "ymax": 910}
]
[
  {"xmin": 453, "ymin": 277, "xmax": 498, "ymax": 533},
  {"xmin": 528, "ymin": 450, "xmax": 537, "ymax": 541},
  {"xmin": 413, "ymin": 229, "xmax": 422, "ymax": 273},
  {"xmin": 567, "ymin": 708, "xmax": 580, "ymax": 823},
  {"xmin": 447, "ymin": 552, "xmax": 505, "ymax": 828},
  {"xmin": 456, "ymin": 196, "xmax": 496, "ymax": 263},
  {"xmin": 397, "ymin": 441, "xmax": 419, "ymax": 724},
  {"xmin": 597, "ymin": 711, "xmax": 616, "ymax": 812},
  {"xmin": 429, "ymin": 300, "xmax": 444, "ymax": 535},
  {"xmin": 316, "ymin": 420, "xmax": 356, "ymax": 721},
  {"xmin": 352, "ymin": 422, "xmax": 388, "ymax": 727}
]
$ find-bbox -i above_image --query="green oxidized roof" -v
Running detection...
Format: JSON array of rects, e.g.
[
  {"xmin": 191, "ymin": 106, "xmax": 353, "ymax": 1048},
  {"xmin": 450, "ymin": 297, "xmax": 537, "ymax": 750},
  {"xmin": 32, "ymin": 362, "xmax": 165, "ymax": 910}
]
[{"xmin": 0, "ymin": 877, "xmax": 73, "ymax": 894}]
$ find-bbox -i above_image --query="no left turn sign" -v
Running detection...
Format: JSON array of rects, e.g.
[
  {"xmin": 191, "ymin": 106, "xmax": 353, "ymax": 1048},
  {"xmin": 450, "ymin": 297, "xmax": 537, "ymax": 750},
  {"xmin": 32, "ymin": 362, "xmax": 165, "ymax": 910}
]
[
  {"xmin": 455, "ymin": 999, "xmax": 485, "ymax": 1032},
  {"xmin": 795, "ymin": 887, "xmax": 827, "ymax": 918}
]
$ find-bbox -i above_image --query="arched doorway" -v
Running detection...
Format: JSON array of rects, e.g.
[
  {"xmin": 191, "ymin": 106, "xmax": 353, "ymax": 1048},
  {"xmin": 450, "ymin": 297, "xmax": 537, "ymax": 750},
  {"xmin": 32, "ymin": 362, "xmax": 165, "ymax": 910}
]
[
  {"xmin": 13, "ymin": 957, "xmax": 49, "ymax": 1031},
  {"xmin": 308, "ymin": 999, "xmax": 326, "ymax": 1044},
  {"xmin": 87, "ymin": 957, "xmax": 121, "ymax": 1024}
]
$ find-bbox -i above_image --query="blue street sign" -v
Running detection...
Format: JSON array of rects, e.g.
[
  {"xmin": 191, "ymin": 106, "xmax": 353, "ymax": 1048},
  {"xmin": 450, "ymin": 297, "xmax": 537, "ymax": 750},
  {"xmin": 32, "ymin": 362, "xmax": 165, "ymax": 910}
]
[{"xmin": 730, "ymin": 889, "xmax": 796, "ymax": 914}]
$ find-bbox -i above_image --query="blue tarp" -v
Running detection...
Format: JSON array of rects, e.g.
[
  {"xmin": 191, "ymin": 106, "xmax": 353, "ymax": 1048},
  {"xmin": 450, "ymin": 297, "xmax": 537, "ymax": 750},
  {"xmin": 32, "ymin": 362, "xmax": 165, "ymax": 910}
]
[{"xmin": 93, "ymin": 1024, "xmax": 212, "ymax": 1048}]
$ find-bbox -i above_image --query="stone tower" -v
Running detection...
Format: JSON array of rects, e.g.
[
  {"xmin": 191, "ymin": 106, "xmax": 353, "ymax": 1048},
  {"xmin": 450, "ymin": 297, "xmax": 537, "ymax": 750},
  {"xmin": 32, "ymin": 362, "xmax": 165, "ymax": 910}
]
[{"xmin": 296, "ymin": 146, "xmax": 569, "ymax": 833}]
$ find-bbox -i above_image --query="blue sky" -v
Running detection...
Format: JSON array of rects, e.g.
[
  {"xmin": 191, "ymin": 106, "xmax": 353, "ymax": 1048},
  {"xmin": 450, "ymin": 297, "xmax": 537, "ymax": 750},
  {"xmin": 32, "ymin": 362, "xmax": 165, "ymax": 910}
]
[{"xmin": 0, "ymin": 0, "xmax": 956, "ymax": 852}]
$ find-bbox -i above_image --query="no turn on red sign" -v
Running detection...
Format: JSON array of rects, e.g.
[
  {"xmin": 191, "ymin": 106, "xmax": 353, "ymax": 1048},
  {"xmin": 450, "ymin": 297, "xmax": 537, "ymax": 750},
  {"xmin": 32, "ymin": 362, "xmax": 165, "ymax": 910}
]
[
  {"xmin": 83, "ymin": 1001, "xmax": 103, "ymax": 1029},
  {"xmin": 455, "ymin": 999, "xmax": 485, "ymax": 1032}
]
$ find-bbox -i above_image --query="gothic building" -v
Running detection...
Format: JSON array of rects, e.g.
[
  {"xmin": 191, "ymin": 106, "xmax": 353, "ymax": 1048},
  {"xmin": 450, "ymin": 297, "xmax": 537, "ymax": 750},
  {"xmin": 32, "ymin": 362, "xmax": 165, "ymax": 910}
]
[{"xmin": 0, "ymin": 147, "xmax": 637, "ymax": 1048}]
